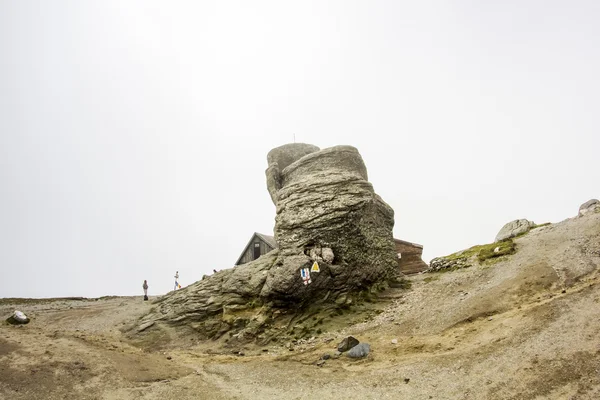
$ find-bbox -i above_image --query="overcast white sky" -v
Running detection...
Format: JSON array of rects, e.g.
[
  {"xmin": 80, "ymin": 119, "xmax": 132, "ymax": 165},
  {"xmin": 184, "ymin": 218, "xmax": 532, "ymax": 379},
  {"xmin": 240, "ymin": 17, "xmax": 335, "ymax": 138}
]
[{"xmin": 1, "ymin": 1, "xmax": 598, "ymax": 298}]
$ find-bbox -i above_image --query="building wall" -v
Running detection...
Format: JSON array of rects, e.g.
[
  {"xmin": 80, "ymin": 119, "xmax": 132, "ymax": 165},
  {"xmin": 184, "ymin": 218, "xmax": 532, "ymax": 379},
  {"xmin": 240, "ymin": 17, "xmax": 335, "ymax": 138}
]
[
  {"xmin": 394, "ymin": 240, "xmax": 429, "ymax": 274},
  {"xmin": 238, "ymin": 238, "xmax": 275, "ymax": 265}
]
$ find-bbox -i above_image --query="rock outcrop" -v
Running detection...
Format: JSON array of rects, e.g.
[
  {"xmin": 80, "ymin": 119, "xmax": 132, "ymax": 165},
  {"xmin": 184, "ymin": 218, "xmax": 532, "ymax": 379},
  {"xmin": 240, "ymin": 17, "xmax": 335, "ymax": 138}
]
[
  {"xmin": 132, "ymin": 144, "xmax": 399, "ymax": 343},
  {"xmin": 579, "ymin": 199, "xmax": 600, "ymax": 217},
  {"xmin": 495, "ymin": 219, "xmax": 536, "ymax": 242},
  {"xmin": 265, "ymin": 145, "xmax": 398, "ymax": 303}
]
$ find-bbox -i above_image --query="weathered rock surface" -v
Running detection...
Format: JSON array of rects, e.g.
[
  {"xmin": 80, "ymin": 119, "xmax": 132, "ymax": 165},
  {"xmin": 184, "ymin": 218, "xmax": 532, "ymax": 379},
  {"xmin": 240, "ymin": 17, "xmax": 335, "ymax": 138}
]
[
  {"xmin": 495, "ymin": 219, "xmax": 536, "ymax": 242},
  {"xmin": 337, "ymin": 336, "xmax": 360, "ymax": 352},
  {"xmin": 6, "ymin": 310, "xmax": 29, "ymax": 325},
  {"xmin": 428, "ymin": 256, "xmax": 471, "ymax": 272},
  {"xmin": 266, "ymin": 143, "xmax": 320, "ymax": 204},
  {"xmin": 347, "ymin": 343, "xmax": 370, "ymax": 358},
  {"xmin": 579, "ymin": 199, "xmax": 600, "ymax": 217},
  {"xmin": 270, "ymin": 145, "xmax": 398, "ymax": 294},
  {"xmin": 132, "ymin": 144, "xmax": 399, "ymax": 343}
]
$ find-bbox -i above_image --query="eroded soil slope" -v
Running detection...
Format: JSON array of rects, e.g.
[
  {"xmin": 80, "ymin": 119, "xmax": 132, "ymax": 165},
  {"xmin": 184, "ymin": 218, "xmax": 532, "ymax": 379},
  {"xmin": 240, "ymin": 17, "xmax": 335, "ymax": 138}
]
[{"xmin": 1, "ymin": 212, "xmax": 599, "ymax": 400}]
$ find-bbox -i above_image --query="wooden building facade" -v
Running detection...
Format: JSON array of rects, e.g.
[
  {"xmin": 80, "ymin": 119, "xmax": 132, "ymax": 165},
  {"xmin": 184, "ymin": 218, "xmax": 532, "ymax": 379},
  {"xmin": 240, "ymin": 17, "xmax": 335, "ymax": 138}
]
[
  {"xmin": 394, "ymin": 239, "xmax": 429, "ymax": 274},
  {"xmin": 235, "ymin": 232, "xmax": 278, "ymax": 266}
]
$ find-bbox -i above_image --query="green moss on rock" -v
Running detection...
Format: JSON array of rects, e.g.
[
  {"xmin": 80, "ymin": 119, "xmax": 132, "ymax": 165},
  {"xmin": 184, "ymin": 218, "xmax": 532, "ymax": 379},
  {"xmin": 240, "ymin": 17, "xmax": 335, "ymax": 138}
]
[{"xmin": 429, "ymin": 239, "xmax": 517, "ymax": 272}]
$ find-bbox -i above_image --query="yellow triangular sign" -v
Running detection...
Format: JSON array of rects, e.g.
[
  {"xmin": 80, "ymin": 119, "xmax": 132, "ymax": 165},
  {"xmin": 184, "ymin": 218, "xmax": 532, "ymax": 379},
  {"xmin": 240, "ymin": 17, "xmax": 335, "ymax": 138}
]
[{"xmin": 311, "ymin": 261, "xmax": 320, "ymax": 272}]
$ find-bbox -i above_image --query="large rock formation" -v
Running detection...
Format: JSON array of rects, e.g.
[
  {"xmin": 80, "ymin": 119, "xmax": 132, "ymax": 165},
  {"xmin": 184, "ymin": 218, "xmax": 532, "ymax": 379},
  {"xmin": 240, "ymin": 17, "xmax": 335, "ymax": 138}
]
[
  {"xmin": 264, "ymin": 145, "xmax": 398, "ymax": 303},
  {"xmin": 132, "ymin": 144, "xmax": 399, "ymax": 342}
]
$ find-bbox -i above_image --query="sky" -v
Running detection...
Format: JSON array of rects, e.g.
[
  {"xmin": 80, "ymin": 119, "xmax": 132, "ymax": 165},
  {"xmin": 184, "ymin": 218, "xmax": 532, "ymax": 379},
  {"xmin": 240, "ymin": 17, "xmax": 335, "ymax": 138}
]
[{"xmin": 1, "ymin": 1, "xmax": 598, "ymax": 298}]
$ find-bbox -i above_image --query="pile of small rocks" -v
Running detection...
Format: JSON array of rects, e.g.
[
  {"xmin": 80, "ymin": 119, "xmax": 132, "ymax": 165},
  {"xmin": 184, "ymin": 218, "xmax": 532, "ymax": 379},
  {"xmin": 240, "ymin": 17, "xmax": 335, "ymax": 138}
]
[{"xmin": 315, "ymin": 335, "xmax": 370, "ymax": 367}]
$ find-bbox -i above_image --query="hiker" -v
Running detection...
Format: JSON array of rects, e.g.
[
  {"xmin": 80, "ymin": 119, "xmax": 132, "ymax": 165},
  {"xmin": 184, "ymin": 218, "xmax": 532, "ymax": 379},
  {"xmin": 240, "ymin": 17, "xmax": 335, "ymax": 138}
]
[
  {"xmin": 174, "ymin": 271, "xmax": 179, "ymax": 290},
  {"xmin": 143, "ymin": 280, "xmax": 149, "ymax": 301}
]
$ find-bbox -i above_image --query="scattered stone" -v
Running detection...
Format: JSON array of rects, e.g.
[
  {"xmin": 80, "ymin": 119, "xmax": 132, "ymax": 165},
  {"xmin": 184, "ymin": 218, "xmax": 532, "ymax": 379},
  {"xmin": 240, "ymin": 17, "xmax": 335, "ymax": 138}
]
[
  {"xmin": 166, "ymin": 356, "xmax": 172, "ymax": 360},
  {"xmin": 428, "ymin": 257, "xmax": 471, "ymax": 272},
  {"xmin": 333, "ymin": 351, "xmax": 342, "ymax": 359},
  {"xmin": 495, "ymin": 219, "xmax": 536, "ymax": 242},
  {"xmin": 391, "ymin": 339, "xmax": 398, "ymax": 344},
  {"xmin": 337, "ymin": 336, "xmax": 360, "ymax": 352},
  {"xmin": 347, "ymin": 343, "xmax": 370, "ymax": 358},
  {"xmin": 6, "ymin": 310, "xmax": 29, "ymax": 325},
  {"xmin": 488, "ymin": 317, "xmax": 493, "ymax": 321},
  {"xmin": 321, "ymin": 353, "xmax": 331, "ymax": 360},
  {"xmin": 262, "ymin": 348, "xmax": 269, "ymax": 352},
  {"xmin": 316, "ymin": 360, "xmax": 325, "ymax": 367},
  {"xmin": 404, "ymin": 378, "xmax": 410, "ymax": 384},
  {"xmin": 579, "ymin": 199, "xmax": 600, "ymax": 217},
  {"xmin": 238, "ymin": 352, "xmax": 245, "ymax": 356}
]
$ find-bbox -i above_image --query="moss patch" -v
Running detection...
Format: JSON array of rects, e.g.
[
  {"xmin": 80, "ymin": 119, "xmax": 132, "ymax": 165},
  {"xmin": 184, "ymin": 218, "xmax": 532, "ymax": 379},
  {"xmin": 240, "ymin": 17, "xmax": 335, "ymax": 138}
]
[
  {"xmin": 432, "ymin": 239, "xmax": 517, "ymax": 272},
  {"xmin": 477, "ymin": 240, "xmax": 516, "ymax": 262}
]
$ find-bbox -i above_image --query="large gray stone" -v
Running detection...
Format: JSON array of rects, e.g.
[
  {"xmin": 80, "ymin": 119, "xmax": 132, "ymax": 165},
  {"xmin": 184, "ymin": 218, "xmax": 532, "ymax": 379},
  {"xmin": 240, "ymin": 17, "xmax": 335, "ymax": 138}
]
[
  {"xmin": 579, "ymin": 199, "xmax": 600, "ymax": 217},
  {"xmin": 495, "ymin": 219, "xmax": 536, "ymax": 242},
  {"xmin": 347, "ymin": 343, "xmax": 370, "ymax": 358}
]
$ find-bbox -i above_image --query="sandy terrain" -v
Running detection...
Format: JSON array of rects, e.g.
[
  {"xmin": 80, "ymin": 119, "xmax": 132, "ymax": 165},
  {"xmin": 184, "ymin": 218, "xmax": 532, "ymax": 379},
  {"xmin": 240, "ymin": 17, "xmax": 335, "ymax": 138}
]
[{"xmin": 2, "ymin": 212, "xmax": 600, "ymax": 399}]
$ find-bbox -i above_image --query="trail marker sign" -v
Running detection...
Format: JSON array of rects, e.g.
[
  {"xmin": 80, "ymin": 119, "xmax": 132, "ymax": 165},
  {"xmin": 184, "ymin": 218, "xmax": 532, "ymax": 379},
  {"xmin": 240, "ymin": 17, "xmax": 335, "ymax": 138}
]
[
  {"xmin": 300, "ymin": 267, "xmax": 311, "ymax": 285},
  {"xmin": 311, "ymin": 261, "xmax": 320, "ymax": 272}
]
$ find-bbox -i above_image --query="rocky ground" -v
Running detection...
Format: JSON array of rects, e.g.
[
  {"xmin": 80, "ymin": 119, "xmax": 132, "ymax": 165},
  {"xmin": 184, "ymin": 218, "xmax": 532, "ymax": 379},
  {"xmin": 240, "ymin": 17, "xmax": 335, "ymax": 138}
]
[{"xmin": 2, "ymin": 211, "xmax": 600, "ymax": 400}]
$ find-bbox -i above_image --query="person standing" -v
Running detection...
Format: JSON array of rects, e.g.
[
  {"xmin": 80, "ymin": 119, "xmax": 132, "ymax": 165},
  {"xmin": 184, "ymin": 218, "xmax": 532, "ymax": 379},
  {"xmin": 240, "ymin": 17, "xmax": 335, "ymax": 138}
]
[
  {"xmin": 174, "ymin": 271, "xmax": 179, "ymax": 291},
  {"xmin": 143, "ymin": 280, "xmax": 149, "ymax": 301}
]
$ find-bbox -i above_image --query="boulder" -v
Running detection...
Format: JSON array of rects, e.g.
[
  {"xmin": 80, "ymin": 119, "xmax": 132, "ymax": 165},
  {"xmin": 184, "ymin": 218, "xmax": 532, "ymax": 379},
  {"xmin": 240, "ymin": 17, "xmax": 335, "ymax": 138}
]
[
  {"xmin": 347, "ymin": 343, "xmax": 370, "ymax": 358},
  {"xmin": 337, "ymin": 336, "xmax": 360, "ymax": 352},
  {"xmin": 132, "ymin": 144, "xmax": 399, "ymax": 342},
  {"xmin": 579, "ymin": 199, "xmax": 600, "ymax": 217},
  {"xmin": 495, "ymin": 219, "xmax": 536, "ymax": 242},
  {"xmin": 6, "ymin": 310, "xmax": 29, "ymax": 325}
]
